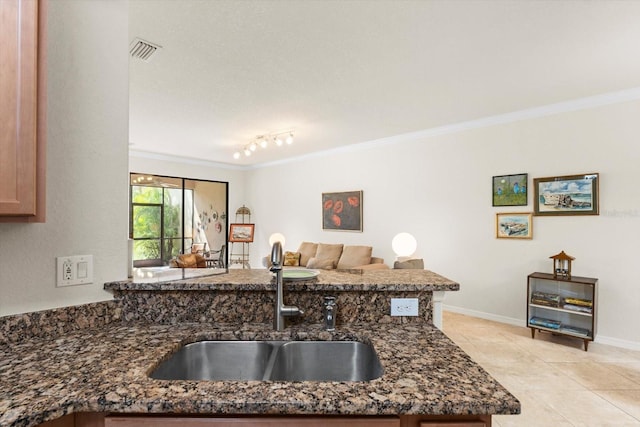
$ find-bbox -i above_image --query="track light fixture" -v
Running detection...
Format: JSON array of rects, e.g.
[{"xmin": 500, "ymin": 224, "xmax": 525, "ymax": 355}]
[{"xmin": 233, "ymin": 131, "xmax": 295, "ymax": 159}]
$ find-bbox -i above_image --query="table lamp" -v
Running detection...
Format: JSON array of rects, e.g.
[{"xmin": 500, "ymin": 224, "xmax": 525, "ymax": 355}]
[{"xmin": 392, "ymin": 232, "xmax": 417, "ymax": 262}]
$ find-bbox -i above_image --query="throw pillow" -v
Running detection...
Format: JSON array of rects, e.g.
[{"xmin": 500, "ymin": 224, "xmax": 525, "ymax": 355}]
[
  {"xmin": 337, "ymin": 245, "xmax": 372, "ymax": 269},
  {"xmin": 297, "ymin": 242, "xmax": 318, "ymax": 267},
  {"xmin": 312, "ymin": 243, "xmax": 344, "ymax": 268},
  {"xmin": 306, "ymin": 256, "xmax": 336, "ymax": 270},
  {"xmin": 283, "ymin": 251, "xmax": 301, "ymax": 267},
  {"xmin": 393, "ymin": 258, "xmax": 425, "ymax": 269}
]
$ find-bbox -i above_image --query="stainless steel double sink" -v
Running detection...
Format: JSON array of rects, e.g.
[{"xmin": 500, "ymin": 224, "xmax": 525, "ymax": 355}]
[{"xmin": 150, "ymin": 340, "xmax": 383, "ymax": 382}]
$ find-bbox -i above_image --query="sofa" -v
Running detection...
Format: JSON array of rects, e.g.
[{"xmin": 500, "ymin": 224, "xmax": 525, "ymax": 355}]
[
  {"xmin": 266, "ymin": 241, "xmax": 389, "ymax": 270},
  {"xmin": 169, "ymin": 253, "xmax": 207, "ymax": 268}
]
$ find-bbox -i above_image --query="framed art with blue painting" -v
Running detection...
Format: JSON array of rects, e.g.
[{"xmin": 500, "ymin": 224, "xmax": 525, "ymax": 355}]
[
  {"xmin": 493, "ymin": 173, "xmax": 528, "ymax": 206},
  {"xmin": 533, "ymin": 173, "xmax": 599, "ymax": 216}
]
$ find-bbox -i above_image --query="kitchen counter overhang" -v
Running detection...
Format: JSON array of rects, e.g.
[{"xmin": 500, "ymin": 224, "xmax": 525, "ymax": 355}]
[{"xmin": 104, "ymin": 268, "xmax": 461, "ymax": 292}]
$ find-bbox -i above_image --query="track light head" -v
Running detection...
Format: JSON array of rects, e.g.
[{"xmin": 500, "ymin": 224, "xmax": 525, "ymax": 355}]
[{"xmin": 233, "ymin": 130, "xmax": 295, "ymax": 160}]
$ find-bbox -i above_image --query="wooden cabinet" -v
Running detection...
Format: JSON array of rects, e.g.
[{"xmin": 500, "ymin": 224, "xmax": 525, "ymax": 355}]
[
  {"xmin": 104, "ymin": 416, "xmax": 400, "ymax": 427},
  {"xmin": 418, "ymin": 423, "xmax": 486, "ymax": 427},
  {"xmin": 37, "ymin": 414, "xmax": 491, "ymax": 427},
  {"xmin": 0, "ymin": 0, "xmax": 46, "ymax": 222},
  {"xmin": 527, "ymin": 272, "xmax": 597, "ymax": 351}
]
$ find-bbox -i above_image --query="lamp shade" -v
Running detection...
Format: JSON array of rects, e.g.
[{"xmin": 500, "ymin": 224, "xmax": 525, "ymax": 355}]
[
  {"xmin": 268, "ymin": 233, "xmax": 286, "ymax": 247},
  {"xmin": 392, "ymin": 232, "xmax": 417, "ymax": 257}
]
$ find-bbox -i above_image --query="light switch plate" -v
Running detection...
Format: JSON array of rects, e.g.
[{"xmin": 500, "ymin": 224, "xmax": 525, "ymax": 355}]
[
  {"xmin": 391, "ymin": 298, "xmax": 419, "ymax": 316},
  {"xmin": 56, "ymin": 255, "xmax": 93, "ymax": 287}
]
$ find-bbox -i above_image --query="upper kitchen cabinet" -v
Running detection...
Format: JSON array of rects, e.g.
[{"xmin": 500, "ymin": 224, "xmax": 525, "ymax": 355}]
[{"xmin": 0, "ymin": 0, "xmax": 46, "ymax": 222}]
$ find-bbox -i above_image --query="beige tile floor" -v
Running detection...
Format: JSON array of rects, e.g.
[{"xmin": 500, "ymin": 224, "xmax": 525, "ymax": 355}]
[{"xmin": 442, "ymin": 311, "xmax": 640, "ymax": 427}]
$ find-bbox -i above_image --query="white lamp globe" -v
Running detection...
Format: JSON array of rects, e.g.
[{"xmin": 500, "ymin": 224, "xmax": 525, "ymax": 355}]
[
  {"xmin": 268, "ymin": 233, "xmax": 286, "ymax": 247},
  {"xmin": 392, "ymin": 232, "xmax": 417, "ymax": 257}
]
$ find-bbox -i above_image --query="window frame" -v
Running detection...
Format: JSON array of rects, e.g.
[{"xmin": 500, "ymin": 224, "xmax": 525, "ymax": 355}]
[{"xmin": 129, "ymin": 173, "xmax": 228, "ymax": 268}]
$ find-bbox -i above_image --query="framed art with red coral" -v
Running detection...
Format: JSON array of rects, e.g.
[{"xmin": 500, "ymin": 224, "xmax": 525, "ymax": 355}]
[{"xmin": 322, "ymin": 190, "xmax": 363, "ymax": 232}]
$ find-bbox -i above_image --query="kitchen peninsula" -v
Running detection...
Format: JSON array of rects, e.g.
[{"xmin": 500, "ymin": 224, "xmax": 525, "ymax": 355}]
[{"xmin": 0, "ymin": 269, "xmax": 520, "ymax": 427}]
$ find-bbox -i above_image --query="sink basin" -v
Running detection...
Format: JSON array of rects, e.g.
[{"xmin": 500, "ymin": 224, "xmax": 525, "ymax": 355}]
[
  {"xmin": 150, "ymin": 341, "xmax": 276, "ymax": 380},
  {"xmin": 268, "ymin": 341, "xmax": 383, "ymax": 381},
  {"xmin": 150, "ymin": 340, "xmax": 383, "ymax": 382}
]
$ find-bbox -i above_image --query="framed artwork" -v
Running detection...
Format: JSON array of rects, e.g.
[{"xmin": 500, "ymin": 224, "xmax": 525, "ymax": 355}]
[
  {"xmin": 496, "ymin": 212, "xmax": 533, "ymax": 239},
  {"xmin": 533, "ymin": 173, "xmax": 599, "ymax": 216},
  {"xmin": 493, "ymin": 173, "xmax": 528, "ymax": 206},
  {"xmin": 322, "ymin": 190, "xmax": 363, "ymax": 232},
  {"xmin": 229, "ymin": 223, "xmax": 255, "ymax": 242}
]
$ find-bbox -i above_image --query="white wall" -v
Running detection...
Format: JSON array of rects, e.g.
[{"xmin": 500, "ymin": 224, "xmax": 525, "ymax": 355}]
[
  {"xmin": 129, "ymin": 154, "xmax": 247, "ymax": 230},
  {"xmin": 246, "ymin": 98, "xmax": 640, "ymax": 349},
  {"xmin": 0, "ymin": 0, "xmax": 637, "ymax": 352},
  {"xmin": 0, "ymin": 1, "xmax": 130, "ymax": 316}
]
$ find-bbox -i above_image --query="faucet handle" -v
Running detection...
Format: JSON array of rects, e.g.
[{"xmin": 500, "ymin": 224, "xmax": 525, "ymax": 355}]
[{"xmin": 323, "ymin": 296, "xmax": 337, "ymax": 331}]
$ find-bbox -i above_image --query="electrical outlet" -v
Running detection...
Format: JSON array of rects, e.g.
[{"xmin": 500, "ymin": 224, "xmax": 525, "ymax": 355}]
[
  {"xmin": 390, "ymin": 298, "xmax": 419, "ymax": 316},
  {"xmin": 62, "ymin": 259, "xmax": 73, "ymax": 281},
  {"xmin": 57, "ymin": 255, "xmax": 93, "ymax": 287}
]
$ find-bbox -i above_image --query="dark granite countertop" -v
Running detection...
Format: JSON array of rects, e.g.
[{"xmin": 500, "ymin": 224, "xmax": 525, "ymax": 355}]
[
  {"xmin": 0, "ymin": 321, "xmax": 518, "ymax": 427},
  {"xmin": 104, "ymin": 269, "xmax": 461, "ymax": 292}
]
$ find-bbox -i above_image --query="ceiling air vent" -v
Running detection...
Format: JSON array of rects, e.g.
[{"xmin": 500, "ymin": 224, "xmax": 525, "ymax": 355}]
[{"xmin": 129, "ymin": 38, "xmax": 161, "ymax": 62}]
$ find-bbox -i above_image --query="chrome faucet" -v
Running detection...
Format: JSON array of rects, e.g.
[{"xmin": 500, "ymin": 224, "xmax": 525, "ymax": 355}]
[
  {"xmin": 270, "ymin": 241, "xmax": 304, "ymax": 331},
  {"xmin": 323, "ymin": 296, "xmax": 337, "ymax": 331}
]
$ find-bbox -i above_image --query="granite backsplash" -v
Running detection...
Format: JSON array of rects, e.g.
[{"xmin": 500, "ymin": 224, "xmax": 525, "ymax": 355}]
[{"xmin": 111, "ymin": 288, "xmax": 433, "ymax": 325}]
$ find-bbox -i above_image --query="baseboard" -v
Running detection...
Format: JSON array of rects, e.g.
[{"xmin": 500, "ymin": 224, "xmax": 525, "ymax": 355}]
[
  {"xmin": 443, "ymin": 305, "xmax": 640, "ymax": 351},
  {"xmin": 595, "ymin": 335, "xmax": 640, "ymax": 351},
  {"xmin": 443, "ymin": 304, "xmax": 523, "ymax": 327}
]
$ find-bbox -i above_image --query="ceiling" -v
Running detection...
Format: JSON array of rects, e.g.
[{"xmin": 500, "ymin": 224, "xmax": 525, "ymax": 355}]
[{"xmin": 129, "ymin": 0, "xmax": 640, "ymax": 167}]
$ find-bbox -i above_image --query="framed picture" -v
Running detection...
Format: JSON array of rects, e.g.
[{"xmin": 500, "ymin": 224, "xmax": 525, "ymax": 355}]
[
  {"xmin": 496, "ymin": 212, "xmax": 533, "ymax": 239},
  {"xmin": 322, "ymin": 190, "xmax": 363, "ymax": 232},
  {"xmin": 533, "ymin": 173, "xmax": 599, "ymax": 216},
  {"xmin": 229, "ymin": 223, "xmax": 255, "ymax": 242},
  {"xmin": 493, "ymin": 173, "xmax": 528, "ymax": 206}
]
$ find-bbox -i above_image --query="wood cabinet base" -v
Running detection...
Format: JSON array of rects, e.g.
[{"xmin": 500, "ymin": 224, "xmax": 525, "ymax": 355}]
[{"xmin": 36, "ymin": 413, "xmax": 492, "ymax": 427}]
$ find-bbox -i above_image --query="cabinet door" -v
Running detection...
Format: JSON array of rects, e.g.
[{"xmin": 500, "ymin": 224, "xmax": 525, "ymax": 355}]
[
  {"xmin": 33, "ymin": 414, "xmax": 74, "ymax": 427},
  {"xmin": 419, "ymin": 422, "xmax": 486, "ymax": 427},
  {"xmin": 105, "ymin": 416, "xmax": 400, "ymax": 427},
  {"xmin": 0, "ymin": 0, "xmax": 45, "ymax": 221}
]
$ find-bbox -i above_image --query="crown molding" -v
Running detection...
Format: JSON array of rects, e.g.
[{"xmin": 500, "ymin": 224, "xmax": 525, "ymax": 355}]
[
  {"xmin": 251, "ymin": 86, "xmax": 640, "ymax": 169},
  {"xmin": 128, "ymin": 149, "xmax": 246, "ymax": 170}
]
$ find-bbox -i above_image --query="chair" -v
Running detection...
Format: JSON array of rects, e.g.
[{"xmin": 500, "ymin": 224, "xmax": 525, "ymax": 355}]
[
  {"xmin": 217, "ymin": 244, "xmax": 226, "ymax": 268},
  {"xmin": 190, "ymin": 242, "xmax": 207, "ymax": 255},
  {"xmin": 207, "ymin": 244, "xmax": 226, "ymax": 268}
]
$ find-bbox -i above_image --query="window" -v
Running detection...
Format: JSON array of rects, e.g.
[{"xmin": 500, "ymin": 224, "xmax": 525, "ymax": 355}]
[{"xmin": 130, "ymin": 174, "xmax": 227, "ymax": 267}]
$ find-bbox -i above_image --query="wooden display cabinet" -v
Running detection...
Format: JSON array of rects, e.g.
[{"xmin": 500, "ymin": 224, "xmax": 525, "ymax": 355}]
[{"xmin": 527, "ymin": 272, "xmax": 597, "ymax": 351}]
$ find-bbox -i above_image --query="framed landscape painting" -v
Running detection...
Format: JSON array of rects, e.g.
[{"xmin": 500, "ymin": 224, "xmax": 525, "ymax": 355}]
[
  {"xmin": 493, "ymin": 173, "xmax": 528, "ymax": 206},
  {"xmin": 322, "ymin": 190, "xmax": 363, "ymax": 232},
  {"xmin": 229, "ymin": 223, "xmax": 255, "ymax": 242},
  {"xmin": 496, "ymin": 212, "xmax": 533, "ymax": 239},
  {"xmin": 533, "ymin": 173, "xmax": 599, "ymax": 216}
]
